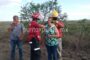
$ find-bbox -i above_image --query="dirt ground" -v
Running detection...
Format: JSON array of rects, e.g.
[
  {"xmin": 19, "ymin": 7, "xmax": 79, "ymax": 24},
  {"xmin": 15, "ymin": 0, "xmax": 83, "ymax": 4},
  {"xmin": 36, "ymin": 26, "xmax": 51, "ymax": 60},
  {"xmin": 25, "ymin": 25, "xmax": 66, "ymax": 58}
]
[{"xmin": 0, "ymin": 22, "xmax": 90, "ymax": 60}]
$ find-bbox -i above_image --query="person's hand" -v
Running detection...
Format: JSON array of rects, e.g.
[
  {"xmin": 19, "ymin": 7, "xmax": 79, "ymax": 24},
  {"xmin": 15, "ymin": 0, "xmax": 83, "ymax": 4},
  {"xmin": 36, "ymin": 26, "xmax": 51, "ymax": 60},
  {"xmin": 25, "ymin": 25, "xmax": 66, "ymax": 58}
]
[
  {"xmin": 19, "ymin": 34, "xmax": 23, "ymax": 40},
  {"xmin": 19, "ymin": 36, "xmax": 23, "ymax": 40},
  {"xmin": 48, "ymin": 35, "xmax": 53, "ymax": 38},
  {"xmin": 8, "ymin": 23, "xmax": 15, "ymax": 32},
  {"xmin": 55, "ymin": 21, "xmax": 59, "ymax": 24}
]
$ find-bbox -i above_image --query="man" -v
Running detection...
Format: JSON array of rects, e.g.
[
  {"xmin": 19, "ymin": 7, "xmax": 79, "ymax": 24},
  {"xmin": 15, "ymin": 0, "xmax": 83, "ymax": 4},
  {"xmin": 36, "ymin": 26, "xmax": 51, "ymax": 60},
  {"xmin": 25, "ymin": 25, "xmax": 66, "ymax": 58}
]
[
  {"xmin": 55, "ymin": 20, "xmax": 64, "ymax": 60},
  {"xmin": 27, "ymin": 12, "xmax": 44, "ymax": 60},
  {"xmin": 48, "ymin": 10, "xmax": 64, "ymax": 60},
  {"xmin": 8, "ymin": 15, "xmax": 25, "ymax": 60}
]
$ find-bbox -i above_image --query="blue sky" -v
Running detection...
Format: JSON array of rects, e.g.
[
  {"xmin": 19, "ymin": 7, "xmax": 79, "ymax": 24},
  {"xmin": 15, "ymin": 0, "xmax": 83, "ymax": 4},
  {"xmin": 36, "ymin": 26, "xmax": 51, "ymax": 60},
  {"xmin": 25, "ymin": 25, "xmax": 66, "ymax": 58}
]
[{"xmin": 0, "ymin": 0, "xmax": 90, "ymax": 21}]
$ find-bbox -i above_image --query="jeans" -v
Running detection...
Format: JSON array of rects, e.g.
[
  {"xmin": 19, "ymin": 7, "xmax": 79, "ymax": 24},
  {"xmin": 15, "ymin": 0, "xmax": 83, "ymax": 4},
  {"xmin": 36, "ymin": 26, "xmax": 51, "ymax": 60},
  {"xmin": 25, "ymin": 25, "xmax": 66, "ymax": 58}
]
[
  {"xmin": 46, "ymin": 45, "xmax": 58, "ymax": 60},
  {"xmin": 10, "ymin": 39, "xmax": 23, "ymax": 60},
  {"xmin": 29, "ymin": 38, "xmax": 41, "ymax": 60}
]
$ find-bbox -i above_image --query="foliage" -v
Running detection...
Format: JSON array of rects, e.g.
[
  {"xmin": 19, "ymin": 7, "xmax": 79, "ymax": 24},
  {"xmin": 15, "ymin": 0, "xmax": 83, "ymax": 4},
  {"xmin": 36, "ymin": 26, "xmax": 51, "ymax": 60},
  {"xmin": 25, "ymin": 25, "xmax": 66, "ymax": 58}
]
[
  {"xmin": 20, "ymin": 1, "xmax": 61, "ymax": 21},
  {"xmin": 63, "ymin": 20, "xmax": 90, "ymax": 51}
]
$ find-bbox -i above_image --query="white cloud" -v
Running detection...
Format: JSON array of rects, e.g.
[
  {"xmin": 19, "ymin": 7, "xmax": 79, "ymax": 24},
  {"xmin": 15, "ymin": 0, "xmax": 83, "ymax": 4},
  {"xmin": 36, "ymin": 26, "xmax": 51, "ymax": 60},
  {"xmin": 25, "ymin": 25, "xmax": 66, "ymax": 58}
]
[
  {"xmin": 0, "ymin": 0, "xmax": 21, "ymax": 7},
  {"xmin": 0, "ymin": 0, "xmax": 10, "ymax": 6},
  {"xmin": 0, "ymin": 0, "xmax": 22, "ymax": 21},
  {"xmin": 11, "ymin": 0, "xmax": 21, "ymax": 3},
  {"xmin": 67, "ymin": 11, "xmax": 90, "ymax": 20},
  {"xmin": 0, "ymin": 0, "xmax": 32, "ymax": 21},
  {"xmin": 61, "ymin": 3, "xmax": 90, "ymax": 20}
]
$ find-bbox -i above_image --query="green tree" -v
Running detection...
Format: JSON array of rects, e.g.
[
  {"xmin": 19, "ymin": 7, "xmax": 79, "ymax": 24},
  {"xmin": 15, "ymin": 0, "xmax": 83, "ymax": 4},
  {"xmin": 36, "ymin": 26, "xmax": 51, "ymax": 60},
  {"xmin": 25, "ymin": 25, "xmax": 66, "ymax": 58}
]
[{"xmin": 20, "ymin": 1, "xmax": 61, "ymax": 21}]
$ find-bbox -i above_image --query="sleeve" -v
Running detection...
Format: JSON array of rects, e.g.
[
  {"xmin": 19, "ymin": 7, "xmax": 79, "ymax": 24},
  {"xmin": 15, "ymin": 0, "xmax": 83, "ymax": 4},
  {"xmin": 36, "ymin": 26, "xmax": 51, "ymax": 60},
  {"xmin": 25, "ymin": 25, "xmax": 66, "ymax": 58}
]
[
  {"xmin": 55, "ymin": 26, "xmax": 60, "ymax": 37},
  {"xmin": 34, "ymin": 22, "xmax": 43, "ymax": 28},
  {"xmin": 21, "ymin": 23, "xmax": 26, "ymax": 33},
  {"xmin": 8, "ymin": 23, "xmax": 15, "ymax": 32},
  {"xmin": 57, "ymin": 21, "xmax": 64, "ymax": 28}
]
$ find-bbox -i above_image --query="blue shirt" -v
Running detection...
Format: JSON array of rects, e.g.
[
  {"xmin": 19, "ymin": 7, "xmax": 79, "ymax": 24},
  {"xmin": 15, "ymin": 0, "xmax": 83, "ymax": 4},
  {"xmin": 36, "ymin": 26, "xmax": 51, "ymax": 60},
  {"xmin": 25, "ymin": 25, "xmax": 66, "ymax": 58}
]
[{"xmin": 10, "ymin": 23, "xmax": 25, "ymax": 40}]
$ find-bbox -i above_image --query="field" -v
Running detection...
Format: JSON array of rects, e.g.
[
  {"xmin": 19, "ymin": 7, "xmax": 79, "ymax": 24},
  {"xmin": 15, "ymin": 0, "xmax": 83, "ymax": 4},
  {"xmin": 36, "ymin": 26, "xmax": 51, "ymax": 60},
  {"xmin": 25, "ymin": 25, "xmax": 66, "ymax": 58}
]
[{"xmin": 0, "ymin": 21, "xmax": 90, "ymax": 60}]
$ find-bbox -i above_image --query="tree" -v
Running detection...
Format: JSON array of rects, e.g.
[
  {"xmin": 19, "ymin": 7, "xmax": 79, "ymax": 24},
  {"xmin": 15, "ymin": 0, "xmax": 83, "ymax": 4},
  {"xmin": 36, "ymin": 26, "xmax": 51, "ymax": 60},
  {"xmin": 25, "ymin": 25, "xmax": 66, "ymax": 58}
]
[
  {"xmin": 20, "ymin": 1, "xmax": 61, "ymax": 21},
  {"xmin": 20, "ymin": 2, "xmax": 41, "ymax": 21}
]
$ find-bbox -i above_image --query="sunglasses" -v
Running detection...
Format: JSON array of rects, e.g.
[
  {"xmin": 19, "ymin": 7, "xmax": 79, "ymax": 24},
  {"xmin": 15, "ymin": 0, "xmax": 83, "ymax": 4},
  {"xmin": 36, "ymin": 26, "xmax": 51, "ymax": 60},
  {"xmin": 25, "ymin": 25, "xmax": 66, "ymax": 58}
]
[{"xmin": 52, "ymin": 17, "xmax": 58, "ymax": 20}]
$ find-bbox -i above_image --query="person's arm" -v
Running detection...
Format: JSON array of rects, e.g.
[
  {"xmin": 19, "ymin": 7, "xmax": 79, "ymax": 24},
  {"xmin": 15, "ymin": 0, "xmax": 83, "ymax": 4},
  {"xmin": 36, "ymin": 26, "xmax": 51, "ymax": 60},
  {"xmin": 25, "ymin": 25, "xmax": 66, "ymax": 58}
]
[
  {"xmin": 19, "ymin": 24, "xmax": 25, "ymax": 40},
  {"xmin": 56, "ymin": 21, "xmax": 64, "ymax": 28},
  {"xmin": 8, "ymin": 27, "xmax": 11, "ymax": 32},
  {"xmin": 8, "ymin": 23, "xmax": 14, "ymax": 32},
  {"xmin": 39, "ymin": 24, "xmax": 45, "ymax": 28},
  {"xmin": 35, "ymin": 22, "xmax": 45, "ymax": 28}
]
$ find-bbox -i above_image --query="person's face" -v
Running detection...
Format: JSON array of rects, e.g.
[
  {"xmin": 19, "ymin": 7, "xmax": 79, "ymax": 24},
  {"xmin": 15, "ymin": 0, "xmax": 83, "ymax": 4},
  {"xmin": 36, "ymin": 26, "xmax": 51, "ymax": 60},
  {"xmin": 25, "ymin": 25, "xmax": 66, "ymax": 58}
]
[
  {"xmin": 13, "ymin": 17, "xmax": 19, "ymax": 25},
  {"xmin": 52, "ymin": 17, "xmax": 58, "ymax": 20},
  {"xmin": 51, "ymin": 17, "xmax": 58, "ymax": 23}
]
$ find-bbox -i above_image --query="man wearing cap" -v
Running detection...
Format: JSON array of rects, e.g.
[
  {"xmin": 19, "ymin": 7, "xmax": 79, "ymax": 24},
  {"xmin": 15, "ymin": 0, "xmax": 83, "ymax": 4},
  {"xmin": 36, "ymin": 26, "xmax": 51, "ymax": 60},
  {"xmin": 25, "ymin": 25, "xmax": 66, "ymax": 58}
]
[{"xmin": 27, "ymin": 12, "xmax": 45, "ymax": 60}]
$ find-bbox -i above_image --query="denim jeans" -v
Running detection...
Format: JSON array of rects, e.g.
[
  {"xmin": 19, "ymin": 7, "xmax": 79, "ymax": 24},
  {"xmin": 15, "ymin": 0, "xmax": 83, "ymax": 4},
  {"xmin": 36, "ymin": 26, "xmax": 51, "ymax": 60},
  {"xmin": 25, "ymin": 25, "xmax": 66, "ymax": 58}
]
[
  {"xmin": 29, "ymin": 38, "xmax": 41, "ymax": 60},
  {"xmin": 10, "ymin": 39, "xmax": 23, "ymax": 60},
  {"xmin": 46, "ymin": 45, "xmax": 58, "ymax": 60}
]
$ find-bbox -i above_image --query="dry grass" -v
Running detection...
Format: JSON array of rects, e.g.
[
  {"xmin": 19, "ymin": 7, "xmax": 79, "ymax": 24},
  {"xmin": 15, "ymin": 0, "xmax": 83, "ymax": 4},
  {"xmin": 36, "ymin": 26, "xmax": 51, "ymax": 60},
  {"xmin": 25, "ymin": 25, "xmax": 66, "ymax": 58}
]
[{"xmin": 0, "ymin": 21, "xmax": 90, "ymax": 60}]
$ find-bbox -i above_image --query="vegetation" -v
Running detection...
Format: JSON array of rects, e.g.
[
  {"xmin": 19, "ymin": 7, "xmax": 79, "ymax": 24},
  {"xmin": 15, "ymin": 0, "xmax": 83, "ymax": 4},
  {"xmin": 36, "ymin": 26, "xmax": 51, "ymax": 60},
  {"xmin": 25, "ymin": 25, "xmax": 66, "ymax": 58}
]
[
  {"xmin": 63, "ymin": 19, "xmax": 90, "ymax": 51},
  {"xmin": 20, "ymin": 0, "xmax": 90, "ymax": 52},
  {"xmin": 0, "ymin": 0, "xmax": 90, "ymax": 60},
  {"xmin": 20, "ymin": 0, "xmax": 62, "ymax": 21},
  {"xmin": 0, "ymin": 20, "xmax": 90, "ymax": 60}
]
